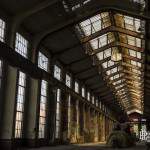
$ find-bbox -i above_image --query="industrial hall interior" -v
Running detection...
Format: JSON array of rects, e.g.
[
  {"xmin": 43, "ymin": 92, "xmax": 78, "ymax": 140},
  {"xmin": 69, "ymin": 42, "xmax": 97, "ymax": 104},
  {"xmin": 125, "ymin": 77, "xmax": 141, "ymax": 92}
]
[{"xmin": 0, "ymin": 0, "xmax": 150, "ymax": 150}]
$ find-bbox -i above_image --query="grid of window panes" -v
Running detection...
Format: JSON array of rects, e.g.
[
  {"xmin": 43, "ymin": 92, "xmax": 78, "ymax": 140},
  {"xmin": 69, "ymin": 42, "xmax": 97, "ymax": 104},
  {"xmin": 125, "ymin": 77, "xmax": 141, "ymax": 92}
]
[
  {"xmin": 38, "ymin": 80, "xmax": 48, "ymax": 138},
  {"xmin": 38, "ymin": 52, "xmax": 49, "ymax": 72},
  {"xmin": 66, "ymin": 74, "xmax": 71, "ymax": 87},
  {"xmin": 75, "ymin": 81, "xmax": 79, "ymax": 93},
  {"xmin": 90, "ymin": 32, "xmax": 114, "ymax": 50},
  {"xmin": 79, "ymin": 12, "xmax": 111, "ymax": 37},
  {"xmin": 78, "ymin": 10, "xmax": 145, "ymax": 112},
  {"xmin": 0, "ymin": 19, "xmax": 5, "ymax": 42},
  {"xmin": 55, "ymin": 89, "xmax": 61, "ymax": 138},
  {"xmin": 15, "ymin": 72, "xmax": 26, "ymax": 138},
  {"xmin": 54, "ymin": 65, "xmax": 61, "ymax": 80},
  {"xmin": 0, "ymin": 19, "xmax": 5, "ymax": 85},
  {"xmin": 15, "ymin": 33, "xmax": 28, "ymax": 58}
]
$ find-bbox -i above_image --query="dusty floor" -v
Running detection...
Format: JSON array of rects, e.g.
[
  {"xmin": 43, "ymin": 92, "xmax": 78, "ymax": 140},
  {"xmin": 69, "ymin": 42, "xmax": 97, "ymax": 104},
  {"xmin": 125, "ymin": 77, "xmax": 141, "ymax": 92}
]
[{"xmin": 22, "ymin": 142, "xmax": 147, "ymax": 150}]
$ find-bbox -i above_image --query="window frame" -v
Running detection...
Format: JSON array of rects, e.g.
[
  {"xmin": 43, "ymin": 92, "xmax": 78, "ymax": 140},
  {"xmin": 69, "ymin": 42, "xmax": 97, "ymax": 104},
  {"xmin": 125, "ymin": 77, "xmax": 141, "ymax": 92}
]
[
  {"xmin": 38, "ymin": 52, "xmax": 49, "ymax": 72},
  {"xmin": 38, "ymin": 80, "xmax": 49, "ymax": 139},
  {"xmin": 15, "ymin": 33, "xmax": 29, "ymax": 58},
  {"xmin": 54, "ymin": 65, "xmax": 62, "ymax": 81},
  {"xmin": 14, "ymin": 71, "xmax": 27, "ymax": 138}
]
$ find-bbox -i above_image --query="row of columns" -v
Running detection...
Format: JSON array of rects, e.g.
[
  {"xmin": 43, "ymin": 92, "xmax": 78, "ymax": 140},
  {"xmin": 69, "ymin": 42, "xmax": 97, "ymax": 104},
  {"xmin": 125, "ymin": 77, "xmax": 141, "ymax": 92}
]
[
  {"xmin": 61, "ymin": 92, "xmax": 115, "ymax": 144},
  {"xmin": 0, "ymin": 22, "xmax": 116, "ymax": 149},
  {"xmin": 0, "ymin": 19, "xmax": 45, "ymax": 149},
  {"xmin": 0, "ymin": 62, "xmax": 115, "ymax": 149}
]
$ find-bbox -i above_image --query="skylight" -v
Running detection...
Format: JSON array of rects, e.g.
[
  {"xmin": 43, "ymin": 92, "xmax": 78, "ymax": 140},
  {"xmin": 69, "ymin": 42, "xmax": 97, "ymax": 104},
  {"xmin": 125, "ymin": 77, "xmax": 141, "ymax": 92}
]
[{"xmin": 77, "ymin": 10, "xmax": 145, "ymax": 114}]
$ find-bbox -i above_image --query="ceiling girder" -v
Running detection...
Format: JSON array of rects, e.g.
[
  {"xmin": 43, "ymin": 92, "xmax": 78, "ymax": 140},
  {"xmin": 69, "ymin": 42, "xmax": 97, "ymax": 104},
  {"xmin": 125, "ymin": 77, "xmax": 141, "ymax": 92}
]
[
  {"xmin": 34, "ymin": 0, "xmax": 149, "ymax": 50},
  {"xmin": 90, "ymin": 41, "xmax": 144, "ymax": 56},
  {"xmin": 81, "ymin": 26, "xmax": 143, "ymax": 44}
]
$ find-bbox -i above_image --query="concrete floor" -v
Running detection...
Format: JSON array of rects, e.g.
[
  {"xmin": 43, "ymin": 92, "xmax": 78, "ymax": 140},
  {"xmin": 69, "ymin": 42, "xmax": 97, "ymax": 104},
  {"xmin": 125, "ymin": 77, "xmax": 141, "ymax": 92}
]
[{"xmin": 22, "ymin": 142, "xmax": 147, "ymax": 150}]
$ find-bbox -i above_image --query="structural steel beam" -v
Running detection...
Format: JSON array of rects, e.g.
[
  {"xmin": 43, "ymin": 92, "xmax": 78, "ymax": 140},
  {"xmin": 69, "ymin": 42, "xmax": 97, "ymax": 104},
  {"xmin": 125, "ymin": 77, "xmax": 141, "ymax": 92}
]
[
  {"xmin": 122, "ymin": 62, "xmax": 143, "ymax": 71},
  {"xmin": 97, "ymin": 87, "xmax": 112, "ymax": 94},
  {"xmin": 74, "ymin": 66, "xmax": 94, "ymax": 76},
  {"xmin": 101, "ymin": 95, "xmax": 114, "ymax": 101},
  {"xmin": 53, "ymin": 43, "xmax": 80, "ymax": 56},
  {"xmin": 126, "ymin": 85, "xmax": 142, "ymax": 90},
  {"xmin": 34, "ymin": 0, "xmax": 149, "ymax": 49},
  {"xmin": 127, "ymin": 82, "xmax": 143, "ymax": 88},
  {"xmin": 99, "ymin": 92, "xmax": 113, "ymax": 98},
  {"xmin": 110, "ymin": 76, "xmax": 124, "ymax": 84},
  {"xmin": 113, "ymin": 81, "xmax": 125, "ymax": 88},
  {"xmin": 66, "ymin": 56, "xmax": 89, "ymax": 66},
  {"xmin": 123, "ymin": 69, "xmax": 143, "ymax": 77},
  {"xmin": 100, "ymin": 93, "xmax": 113, "ymax": 99},
  {"xmin": 117, "ymin": 86, "xmax": 126, "ymax": 91},
  {"xmin": 123, "ymin": 54, "xmax": 143, "ymax": 63},
  {"xmin": 81, "ymin": 73, "xmax": 99, "ymax": 81},
  {"xmin": 0, "ymin": 42, "xmax": 43, "ymax": 79},
  {"xmin": 106, "ymin": 70, "xmax": 123, "ymax": 79},
  {"xmin": 90, "ymin": 41, "xmax": 144, "ymax": 56},
  {"xmin": 92, "ymin": 85, "xmax": 108, "ymax": 91},
  {"xmin": 0, "ymin": 43, "xmax": 124, "ymax": 115},
  {"xmin": 104, "ymin": 63, "xmax": 120, "ymax": 72},
  {"xmin": 81, "ymin": 26, "xmax": 143, "ymax": 43},
  {"xmin": 100, "ymin": 55, "xmax": 143, "ymax": 66}
]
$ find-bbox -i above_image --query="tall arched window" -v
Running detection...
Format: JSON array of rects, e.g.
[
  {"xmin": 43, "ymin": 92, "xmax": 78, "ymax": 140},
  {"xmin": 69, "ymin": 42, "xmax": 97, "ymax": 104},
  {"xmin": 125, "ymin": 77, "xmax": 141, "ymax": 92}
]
[
  {"xmin": 38, "ymin": 52, "xmax": 49, "ymax": 138},
  {"xmin": 55, "ymin": 88, "xmax": 61, "ymax": 138},
  {"xmin": 38, "ymin": 80, "xmax": 48, "ymax": 138},
  {"xmin": 82, "ymin": 87, "xmax": 85, "ymax": 98},
  {"xmin": 75, "ymin": 81, "xmax": 79, "ymax": 93},
  {"xmin": 14, "ymin": 33, "xmax": 28, "ymax": 138},
  {"xmin": 38, "ymin": 52, "xmax": 48, "ymax": 71},
  {"xmin": 15, "ymin": 33, "xmax": 28, "ymax": 58},
  {"xmin": 54, "ymin": 65, "xmax": 61, "ymax": 80},
  {"xmin": 87, "ymin": 92, "xmax": 90, "ymax": 101},
  {"xmin": 66, "ymin": 74, "xmax": 71, "ymax": 88},
  {"xmin": 0, "ymin": 18, "xmax": 6, "ymax": 91},
  {"xmin": 0, "ymin": 18, "xmax": 5, "ymax": 42}
]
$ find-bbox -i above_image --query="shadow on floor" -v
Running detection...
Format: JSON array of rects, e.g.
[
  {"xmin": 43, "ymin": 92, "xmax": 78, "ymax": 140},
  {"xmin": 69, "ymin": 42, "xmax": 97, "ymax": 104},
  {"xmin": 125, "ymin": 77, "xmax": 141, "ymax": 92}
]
[{"xmin": 22, "ymin": 142, "xmax": 147, "ymax": 150}]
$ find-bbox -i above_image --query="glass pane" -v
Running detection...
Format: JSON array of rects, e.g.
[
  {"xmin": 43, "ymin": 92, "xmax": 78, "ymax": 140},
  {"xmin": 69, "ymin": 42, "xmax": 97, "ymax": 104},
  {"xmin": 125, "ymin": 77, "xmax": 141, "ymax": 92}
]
[
  {"xmin": 0, "ymin": 19, "xmax": 5, "ymax": 42},
  {"xmin": 15, "ymin": 33, "xmax": 28, "ymax": 58},
  {"xmin": 38, "ymin": 80, "xmax": 48, "ymax": 138},
  {"xmin": 15, "ymin": 71, "xmax": 26, "ymax": 138},
  {"xmin": 38, "ymin": 52, "xmax": 49, "ymax": 72},
  {"xmin": 54, "ymin": 65, "xmax": 61, "ymax": 80}
]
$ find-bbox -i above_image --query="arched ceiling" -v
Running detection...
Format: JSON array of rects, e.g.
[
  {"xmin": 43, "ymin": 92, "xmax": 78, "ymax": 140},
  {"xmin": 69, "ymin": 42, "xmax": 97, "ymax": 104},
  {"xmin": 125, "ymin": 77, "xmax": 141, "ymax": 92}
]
[{"xmin": 0, "ymin": 0, "xmax": 150, "ymax": 117}]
